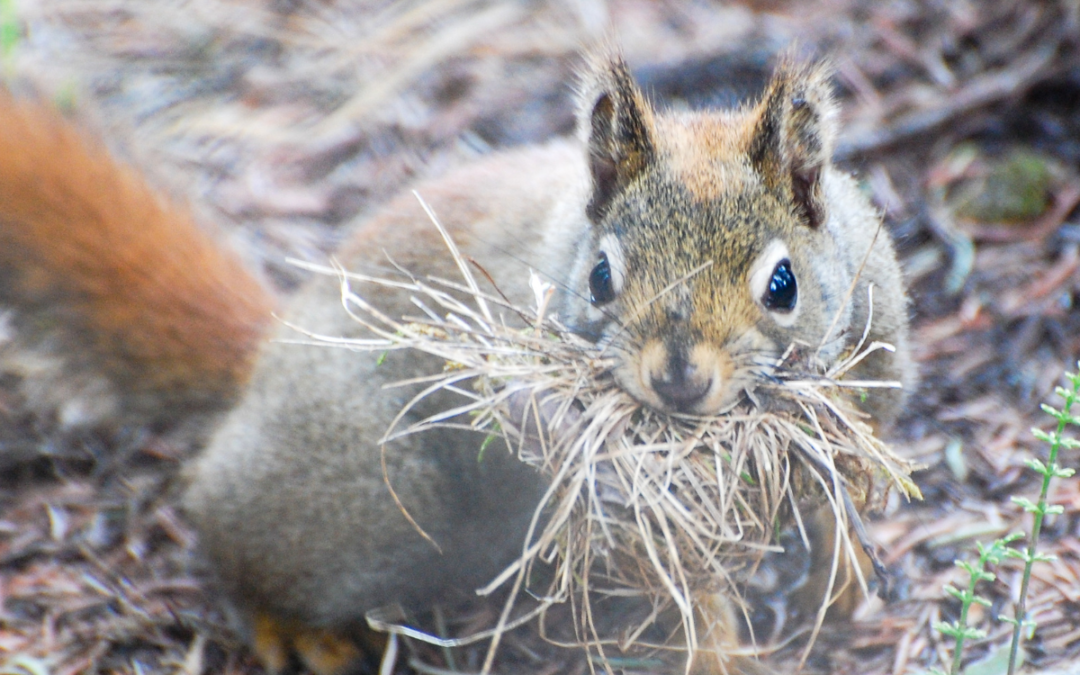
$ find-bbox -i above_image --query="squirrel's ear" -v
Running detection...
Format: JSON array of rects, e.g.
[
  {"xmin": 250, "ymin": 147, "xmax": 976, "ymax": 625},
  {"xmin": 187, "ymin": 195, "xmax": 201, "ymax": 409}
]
[
  {"xmin": 749, "ymin": 59, "xmax": 837, "ymax": 230},
  {"xmin": 579, "ymin": 52, "xmax": 656, "ymax": 222}
]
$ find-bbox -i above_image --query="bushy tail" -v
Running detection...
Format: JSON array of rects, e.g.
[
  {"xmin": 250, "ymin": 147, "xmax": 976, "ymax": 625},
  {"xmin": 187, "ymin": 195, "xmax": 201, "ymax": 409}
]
[{"xmin": 0, "ymin": 93, "xmax": 275, "ymax": 427}]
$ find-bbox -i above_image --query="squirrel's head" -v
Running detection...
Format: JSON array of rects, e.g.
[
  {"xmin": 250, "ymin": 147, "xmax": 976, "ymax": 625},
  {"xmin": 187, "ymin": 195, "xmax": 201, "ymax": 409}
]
[{"xmin": 567, "ymin": 52, "xmax": 856, "ymax": 415}]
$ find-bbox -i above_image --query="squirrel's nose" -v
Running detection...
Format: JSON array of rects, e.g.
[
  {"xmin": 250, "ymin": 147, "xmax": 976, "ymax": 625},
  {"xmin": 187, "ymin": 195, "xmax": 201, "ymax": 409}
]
[{"xmin": 650, "ymin": 359, "xmax": 711, "ymax": 412}]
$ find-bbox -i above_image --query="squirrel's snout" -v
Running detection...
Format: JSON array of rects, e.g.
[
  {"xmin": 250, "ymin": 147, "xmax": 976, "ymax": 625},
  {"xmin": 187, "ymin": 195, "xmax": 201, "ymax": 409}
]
[
  {"xmin": 628, "ymin": 342, "xmax": 735, "ymax": 415},
  {"xmin": 650, "ymin": 360, "xmax": 712, "ymax": 412}
]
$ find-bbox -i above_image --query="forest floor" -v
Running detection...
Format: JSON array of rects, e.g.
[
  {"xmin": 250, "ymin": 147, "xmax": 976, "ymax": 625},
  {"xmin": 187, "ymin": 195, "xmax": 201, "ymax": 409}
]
[{"xmin": 1, "ymin": 1, "xmax": 1080, "ymax": 674}]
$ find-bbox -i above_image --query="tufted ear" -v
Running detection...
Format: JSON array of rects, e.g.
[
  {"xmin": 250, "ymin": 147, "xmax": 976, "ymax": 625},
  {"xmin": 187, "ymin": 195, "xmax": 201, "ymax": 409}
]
[
  {"xmin": 749, "ymin": 58, "xmax": 838, "ymax": 230},
  {"xmin": 579, "ymin": 51, "xmax": 656, "ymax": 223}
]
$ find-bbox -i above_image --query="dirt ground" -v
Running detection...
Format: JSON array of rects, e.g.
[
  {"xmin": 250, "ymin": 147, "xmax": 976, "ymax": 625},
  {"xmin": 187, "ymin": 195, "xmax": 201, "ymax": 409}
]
[{"xmin": 1, "ymin": 1, "xmax": 1080, "ymax": 674}]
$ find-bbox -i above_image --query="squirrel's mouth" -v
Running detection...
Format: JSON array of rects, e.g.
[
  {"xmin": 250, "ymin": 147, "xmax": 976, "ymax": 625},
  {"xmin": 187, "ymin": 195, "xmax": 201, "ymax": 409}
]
[{"xmin": 613, "ymin": 340, "xmax": 747, "ymax": 416}]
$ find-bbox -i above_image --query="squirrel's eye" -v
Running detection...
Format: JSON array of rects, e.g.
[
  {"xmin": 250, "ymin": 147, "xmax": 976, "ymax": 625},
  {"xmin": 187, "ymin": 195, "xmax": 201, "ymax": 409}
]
[
  {"xmin": 763, "ymin": 259, "xmax": 797, "ymax": 312},
  {"xmin": 589, "ymin": 253, "xmax": 616, "ymax": 306}
]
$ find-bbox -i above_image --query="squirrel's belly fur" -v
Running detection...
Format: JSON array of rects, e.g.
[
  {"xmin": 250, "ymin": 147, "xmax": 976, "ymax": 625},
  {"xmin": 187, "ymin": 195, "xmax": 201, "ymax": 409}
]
[{"xmin": 0, "ymin": 50, "xmax": 912, "ymax": 675}]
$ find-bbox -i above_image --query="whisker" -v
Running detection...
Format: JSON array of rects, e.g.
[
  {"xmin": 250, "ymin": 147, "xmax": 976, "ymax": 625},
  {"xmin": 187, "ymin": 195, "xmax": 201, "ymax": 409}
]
[{"xmin": 468, "ymin": 232, "xmax": 629, "ymax": 332}]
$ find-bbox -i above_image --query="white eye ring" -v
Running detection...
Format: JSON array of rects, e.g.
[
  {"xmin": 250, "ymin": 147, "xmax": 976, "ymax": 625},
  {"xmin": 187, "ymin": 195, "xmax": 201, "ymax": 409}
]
[
  {"xmin": 749, "ymin": 239, "xmax": 799, "ymax": 327},
  {"xmin": 584, "ymin": 233, "xmax": 627, "ymax": 322},
  {"xmin": 598, "ymin": 233, "xmax": 626, "ymax": 296}
]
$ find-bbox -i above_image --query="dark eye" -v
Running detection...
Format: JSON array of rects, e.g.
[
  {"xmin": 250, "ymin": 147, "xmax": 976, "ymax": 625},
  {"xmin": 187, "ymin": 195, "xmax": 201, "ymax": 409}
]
[
  {"xmin": 589, "ymin": 253, "xmax": 616, "ymax": 306},
  {"xmin": 763, "ymin": 259, "xmax": 797, "ymax": 311}
]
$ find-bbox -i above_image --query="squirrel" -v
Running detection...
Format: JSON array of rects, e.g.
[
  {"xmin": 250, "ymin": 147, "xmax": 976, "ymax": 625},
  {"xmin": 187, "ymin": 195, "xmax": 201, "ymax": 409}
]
[{"xmin": 0, "ymin": 50, "xmax": 913, "ymax": 674}]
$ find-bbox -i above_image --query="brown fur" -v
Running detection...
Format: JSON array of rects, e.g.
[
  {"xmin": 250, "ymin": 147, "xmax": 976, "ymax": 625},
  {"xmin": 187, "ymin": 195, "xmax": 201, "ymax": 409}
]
[
  {"xmin": 570, "ymin": 54, "xmax": 912, "ymax": 420},
  {"xmin": 0, "ymin": 94, "xmax": 274, "ymax": 424},
  {"xmin": 0, "ymin": 50, "xmax": 912, "ymax": 675}
]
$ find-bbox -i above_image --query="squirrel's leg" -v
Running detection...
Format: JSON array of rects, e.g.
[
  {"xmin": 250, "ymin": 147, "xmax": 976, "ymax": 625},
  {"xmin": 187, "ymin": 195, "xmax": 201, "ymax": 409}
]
[
  {"xmin": 692, "ymin": 505, "xmax": 877, "ymax": 675},
  {"xmin": 251, "ymin": 613, "xmax": 292, "ymax": 674},
  {"xmin": 292, "ymin": 627, "xmax": 367, "ymax": 675},
  {"xmin": 693, "ymin": 593, "xmax": 762, "ymax": 675},
  {"xmin": 789, "ymin": 505, "xmax": 876, "ymax": 623},
  {"xmin": 253, "ymin": 612, "xmax": 382, "ymax": 675}
]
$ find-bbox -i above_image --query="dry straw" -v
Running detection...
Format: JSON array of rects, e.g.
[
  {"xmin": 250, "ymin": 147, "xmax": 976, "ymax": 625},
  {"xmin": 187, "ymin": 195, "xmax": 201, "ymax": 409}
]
[{"xmin": 289, "ymin": 195, "xmax": 922, "ymax": 673}]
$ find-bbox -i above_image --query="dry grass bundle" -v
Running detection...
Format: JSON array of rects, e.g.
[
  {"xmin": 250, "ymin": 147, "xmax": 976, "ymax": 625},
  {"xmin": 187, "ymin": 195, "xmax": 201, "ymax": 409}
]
[{"xmin": 289, "ymin": 200, "xmax": 922, "ymax": 671}]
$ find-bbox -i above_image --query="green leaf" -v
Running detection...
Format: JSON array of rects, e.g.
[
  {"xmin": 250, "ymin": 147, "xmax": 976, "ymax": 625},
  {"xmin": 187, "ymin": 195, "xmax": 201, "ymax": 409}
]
[
  {"xmin": 1000, "ymin": 532, "xmax": 1025, "ymax": 545},
  {"xmin": 981, "ymin": 548, "xmax": 1006, "ymax": 566},
  {"xmin": 477, "ymin": 423, "xmax": 501, "ymax": 461},
  {"xmin": 934, "ymin": 620, "xmax": 962, "ymax": 638},
  {"xmin": 963, "ymin": 627, "xmax": 988, "ymax": 640},
  {"xmin": 1011, "ymin": 496, "xmax": 1039, "ymax": 512},
  {"xmin": 957, "ymin": 560, "xmax": 979, "ymax": 574},
  {"xmin": 1031, "ymin": 428, "xmax": 1054, "ymax": 444},
  {"xmin": 1001, "ymin": 615, "xmax": 1037, "ymax": 632},
  {"xmin": 1040, "ymin": 403, "xmax": 1065, "ymax": 420},
  {"xmin": 1023, "ymin": 458, "xmax": 1049, "ymax": 475}
]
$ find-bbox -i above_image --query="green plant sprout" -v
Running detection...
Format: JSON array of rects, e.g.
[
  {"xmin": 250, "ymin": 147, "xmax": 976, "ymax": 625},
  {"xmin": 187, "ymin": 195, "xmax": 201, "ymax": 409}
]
[
  {"xmin": 1002, "ymin": 366, "xmax": 1079, "ymax": 675},
  {"xmin": 931, "ymin": 534, "xmax": 1021, "ymax": 675},
  {"xmin": 931, "ymin": 363, "xmax": 1079, "ymax": 675},
  {"xmin": 478, "ymin": 422, "xmax": 500, "ymax": 462}
]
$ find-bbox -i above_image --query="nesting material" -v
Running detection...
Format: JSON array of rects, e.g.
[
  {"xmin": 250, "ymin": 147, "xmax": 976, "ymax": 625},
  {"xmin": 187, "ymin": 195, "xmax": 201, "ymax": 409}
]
[{"xmin": 291, "ymin": 206, "xmax": 921, "ymax": 667}]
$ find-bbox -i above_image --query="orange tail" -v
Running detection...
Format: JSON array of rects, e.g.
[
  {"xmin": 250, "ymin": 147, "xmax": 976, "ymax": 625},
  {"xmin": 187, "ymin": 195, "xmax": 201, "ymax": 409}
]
[{"xmin": 0, "ymin": 93, "xmax": 275, "ymax": 426}]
